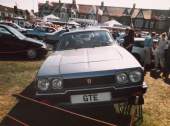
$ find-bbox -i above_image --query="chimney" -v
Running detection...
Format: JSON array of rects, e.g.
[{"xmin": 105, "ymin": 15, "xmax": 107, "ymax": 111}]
[{"xmin": 101, "ymin": 1, "xmax": 104, "ymax": 7}]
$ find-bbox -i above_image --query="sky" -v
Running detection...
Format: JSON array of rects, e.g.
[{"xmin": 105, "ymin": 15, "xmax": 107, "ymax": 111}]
[{"xmin": 0, "ymin": 0, "xmax": 170, "ymax": 12}]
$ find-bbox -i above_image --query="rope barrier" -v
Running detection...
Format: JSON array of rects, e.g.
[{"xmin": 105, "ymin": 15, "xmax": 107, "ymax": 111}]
[
  {"xmin": 14, "ymin": 94, "xmax": 117, "ymax": 126},
  {"xmin": 6, "ymin": 114, "xmax": 30, "ymax": 126}
]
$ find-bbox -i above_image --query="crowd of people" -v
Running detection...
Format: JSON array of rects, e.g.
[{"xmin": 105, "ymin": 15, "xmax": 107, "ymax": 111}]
[{"xmin": 118, "ymin": 28, "xmax": 170, "ymax": 81}]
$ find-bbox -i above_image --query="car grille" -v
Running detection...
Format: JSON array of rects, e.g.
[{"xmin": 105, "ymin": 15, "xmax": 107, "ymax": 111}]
[{"xmin": 63, "ymin": 75, "xmax": 115, "ymax": 89}]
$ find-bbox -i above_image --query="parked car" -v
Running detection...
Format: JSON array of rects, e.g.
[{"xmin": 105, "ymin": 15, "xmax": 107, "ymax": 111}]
[
  {"xmin": 25, "ymin": 26, "xmax": 56, "ymax": 40},
  {"xmin": 34, "ymin": 29, "xmax": 147, "ymax": 108},
  {"xmin": 0, "ymin": 24, "xmax": 48, "ymax": 59},
  {"xmin": 44, "ymin": 29, "xmax": 67, "ymax": 48},
  {"xmin": 0, "ymin": 21, "xmax": 28, "ymax": 33},
  {"xmin": 116, "ymin": 32, "xmax": 125, "ymax": 45},
  {"xmin": 131, "ymin": 37, "xmax": 158, "ymax": 65}
]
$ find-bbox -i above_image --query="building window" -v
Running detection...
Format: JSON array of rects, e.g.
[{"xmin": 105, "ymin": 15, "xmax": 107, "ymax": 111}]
[
  {"xmin": 88, "ymin": 14, "xmax": 95, "ymax": 20},
  {"xmin": 71, "ymin": 10, "xmax": 76, "ymax": 18},
  {"xmin": 60, "ymin": 12, "xmax": 66, "ymax": 19},
  {"xmin": 9, "ymin": 13, "xmax": 14, "ymax": 17},
  {"xmin": 135, "ymin": 19, "xmax": 143, "ymax": 28},
  {"xmin": 150, "ymin": 21, "xmax": 154, "ymax": 28},
  {"xmin": 144, "ymin": 20, "xmax": 149, "ymax": 28},
  {"xmin": 5, "ymin": 12, "xmax": 8, "ymax": 17},
  {"xmin": 158, "ymin": 21, "xmax": 165, "ymax": 29}
]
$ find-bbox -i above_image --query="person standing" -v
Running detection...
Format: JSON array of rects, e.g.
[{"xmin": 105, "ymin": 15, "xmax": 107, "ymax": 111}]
[
  {"xmin": 154, "ymin": 33, "xmax": 168, "ymax": 72},
  {"xmin": 143, "ymin": 32, "xmax": 154, "ymax": 69},
  {"xmin": 123, "ymin": 28, "xmax": 134, "ymax": 52}
]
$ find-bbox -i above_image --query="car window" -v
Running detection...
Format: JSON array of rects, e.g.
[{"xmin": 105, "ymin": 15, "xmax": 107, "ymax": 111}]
[
  {"xmin": 8, "ymin": 26, "xmax": 26, "ymax": 40},
  {"xmin": 11, "ymin": 23, "xmax": 18, "ymax": 29},
  {"xmin": 134, "ymin": 41, "xmax": 144, "ymax": 48},
  {"xmin": 0, "ymin": 27, "xmax": 11, "ymax": 35},
  {"xmin": 35, "ymin": 27, "xmax": 43, "ymax": 32},
  {"xmin": 47, "ymin": 27, "xmax": 55, "ymax": 33},
  {"xmin": 58, "ymin": 31, "xmax": 114, "ymax": 50}
]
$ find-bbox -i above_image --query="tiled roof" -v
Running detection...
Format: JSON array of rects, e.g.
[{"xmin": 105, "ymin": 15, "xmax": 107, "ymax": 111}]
[
  {"xmin": 79, "ymin": 5, "xmax": 96, "ymax": 14},
  {"xmin": 38, "ymin": 2, "xmax": 170, "ymax": 20},
  {"xmin": 143, "ymin": 10, "xmax": 152, "ymax": 19},
  {"xmin": 106, "ymin": 7, "xmax": 125, "ymax": 17},
  {"xmin": 0, "ymin": 5, "xmax": 13, "ymax": 12}
]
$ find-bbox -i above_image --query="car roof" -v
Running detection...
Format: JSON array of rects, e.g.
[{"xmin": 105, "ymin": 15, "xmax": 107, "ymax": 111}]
[
  {"xmin": 62, "ymin": 28, "xmax": 109, "ymax": 36},
  {"xmin": 0, "ymin": 24, "xmax": 11, "ymax": 29},
  {"xmin": 134, "ymin": 37, "xmax": 158, "ymax": 42}
]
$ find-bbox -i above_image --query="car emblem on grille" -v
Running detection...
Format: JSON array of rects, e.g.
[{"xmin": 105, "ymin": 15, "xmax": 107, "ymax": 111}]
[{"xmin": 86, "ymin": 79, "xmax": 92, "ymax": 85}]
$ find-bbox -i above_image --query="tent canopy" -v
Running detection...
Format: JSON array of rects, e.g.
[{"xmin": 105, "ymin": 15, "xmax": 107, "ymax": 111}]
[
  {"xmin": 14, "ymin": 16, "xmax": 24, "ymax": 20},
  {"xmin": 43, "ymin": 14, "xmax": 60, "ymax": 22},
  {"xmin": 103, "ymin": 19, "xmax": 122, "ymax": 27},
  {"xmin": 68, "ymin": 21, "xmax": 80, "ymax": 26}
]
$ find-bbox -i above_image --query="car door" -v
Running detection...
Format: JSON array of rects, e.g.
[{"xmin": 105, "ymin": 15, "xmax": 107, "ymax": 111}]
[
  {"xmin": 0, "ymin": 26, "xmax": 25, "ymax": 53},
  {"xmin": 0, "ymin": 26, "xmax": 15, "ymax": 52},
  {"xmin": 132, "ymin": 40, "xmax": 145, "ymax": 61}
]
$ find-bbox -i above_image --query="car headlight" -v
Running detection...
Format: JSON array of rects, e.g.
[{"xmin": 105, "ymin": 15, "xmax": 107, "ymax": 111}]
[
  {"xmin": 129, "ymin": 71, "xmax": 142, "ymax": 83},
  {"xmin": 116, "ymin": 73, "xmax": 129, "ymax": 84},
  {"xmin": 37, "ymin": 79, "xmax": 50, "ymax": 91},
  {"xmin": 51, "ymin": 78, "xmax": 63, "ymax": 89}
]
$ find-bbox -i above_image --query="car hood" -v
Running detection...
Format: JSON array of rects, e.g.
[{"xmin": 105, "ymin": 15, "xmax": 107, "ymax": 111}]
[
  {"xmin": 38, "ymin": 45, "xmax": 141, "ymax": 77},
  {"xmin": 24, "ymin": 37, "xmax": 44, "ymax": 46}
]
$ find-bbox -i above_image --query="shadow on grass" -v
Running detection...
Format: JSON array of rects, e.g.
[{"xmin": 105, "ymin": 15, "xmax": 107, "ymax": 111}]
[
  {"xmin": 0, "ymin": 82, "xmax": 132, "ymax": 126},
  {"xmin": 0, "ymin": 55, "xmax": 44, "ymax": 62},
  {"xmin": 163, "ymin": 78, "xmax": 170, "ymax": 85}
]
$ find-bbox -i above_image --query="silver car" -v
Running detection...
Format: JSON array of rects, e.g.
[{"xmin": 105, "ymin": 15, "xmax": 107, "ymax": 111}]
[{"xmin": 34, "ymin": 29, "xmax": 147, "ymax": 108}]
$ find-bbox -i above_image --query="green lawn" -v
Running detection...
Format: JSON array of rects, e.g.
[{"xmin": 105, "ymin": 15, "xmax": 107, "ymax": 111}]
[
  {"xmin": 0, "ymin": 60, "xmax": 43, "ymax": 121},
  {"xmin": 0, "ymin": 60, "xmax": 170, "ymax": 125}
]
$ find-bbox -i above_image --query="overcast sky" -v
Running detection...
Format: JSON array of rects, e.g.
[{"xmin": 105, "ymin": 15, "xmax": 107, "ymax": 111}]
[{"xmin": 0, "ymin": 0, "xmax": 170, "ymax": 12}]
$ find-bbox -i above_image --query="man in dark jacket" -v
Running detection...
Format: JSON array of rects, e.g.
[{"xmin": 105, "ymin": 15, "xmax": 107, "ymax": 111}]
[
  {"xmin": 123, "ymin": 28, "xmax": 134, "ymax": 52},
  {"xmin": 163, "ymin": 35, "xmax": 170, "ymax": 80}
]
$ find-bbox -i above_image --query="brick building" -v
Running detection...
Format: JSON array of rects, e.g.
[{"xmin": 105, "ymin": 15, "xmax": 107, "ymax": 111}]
[
  {"xmin": 0, "ymin": 5, "xmax": 30, "ymax": 21},
  {"xmin": 38, "ymin": 0, "xmax": 170, "ymax": 32}
]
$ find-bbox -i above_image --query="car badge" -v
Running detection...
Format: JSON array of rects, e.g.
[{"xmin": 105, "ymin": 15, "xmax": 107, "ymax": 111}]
[{"xmin": 87, "ymin": 79, "xmax": 92, "ymax": 85}]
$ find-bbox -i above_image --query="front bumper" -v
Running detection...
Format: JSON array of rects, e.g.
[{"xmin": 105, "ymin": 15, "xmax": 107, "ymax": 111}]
[{"xmin": 35, "ymin": 82, "xmax": 147, "ymax": 108}]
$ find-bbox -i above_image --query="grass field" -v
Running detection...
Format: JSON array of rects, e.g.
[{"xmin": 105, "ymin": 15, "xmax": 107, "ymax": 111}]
[{"xmin": 0, "ymin": 60, "xmax": 170, "ymax": 125}]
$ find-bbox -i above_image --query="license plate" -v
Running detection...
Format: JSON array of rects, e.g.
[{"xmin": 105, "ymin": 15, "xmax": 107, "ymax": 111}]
[{"xmin": 70, "ymin": 92, "xmax": 111, "ymax": 104}]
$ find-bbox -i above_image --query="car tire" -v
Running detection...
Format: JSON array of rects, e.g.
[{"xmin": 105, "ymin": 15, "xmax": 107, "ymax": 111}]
[{"xmin": 27, "ymin": 49, "xmax": 37, "ymax": 59}]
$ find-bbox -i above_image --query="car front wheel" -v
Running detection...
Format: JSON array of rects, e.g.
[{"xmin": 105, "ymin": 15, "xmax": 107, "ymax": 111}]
[{"xmin": 27, "ymin": 49, "xmax": 37, "ymax": 59}]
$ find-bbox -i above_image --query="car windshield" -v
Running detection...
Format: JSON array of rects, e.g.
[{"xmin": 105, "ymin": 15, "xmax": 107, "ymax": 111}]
[
  {"xmin": 13, "ymin": 23, "xmax": 22, "ymax": 29},
  {"xmin": 57, "ymin": 30, "xmax": 114, "ymax": 50},
  {"xmin": 8, "ymin": 26, "xmax": 26, "ymax": 40}
]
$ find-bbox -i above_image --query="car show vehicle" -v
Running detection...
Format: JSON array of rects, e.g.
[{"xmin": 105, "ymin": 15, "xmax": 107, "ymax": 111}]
[
  {"xmin": 34, "ymin": 29, "xmax": 147, "ymax": 108},
  {"xmin": 0, "ymin": 24, "xmax": 48, "ymax": 59},
  {"xmin": 132, "ymin": 37, "xmax": 158, "ymax": 65},
  {"xmin": 44, "ymin": 29, "xmax": 67, "ymax": 48},
  {"xmin": 0, "ymin": 22, "xmax": 28, "ymax": 33},
  {"xmin": 25, "ymin": 26, "xmax": 56, "ymax": 40}
]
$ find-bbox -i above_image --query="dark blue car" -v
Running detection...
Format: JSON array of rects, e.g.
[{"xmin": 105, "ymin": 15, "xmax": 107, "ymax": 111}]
[{"xmin": 25, "ymin": 26, "xmax": 56, "ymax": 40}]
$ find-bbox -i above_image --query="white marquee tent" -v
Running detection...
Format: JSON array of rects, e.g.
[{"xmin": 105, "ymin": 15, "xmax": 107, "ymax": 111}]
[
  {"xmin": 103, "ymin": 19, "xmax": 123, "ymax": 27},
  {"xmin": 43, "ymin": 14, "xmax": 60, "ymax": 22}
]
